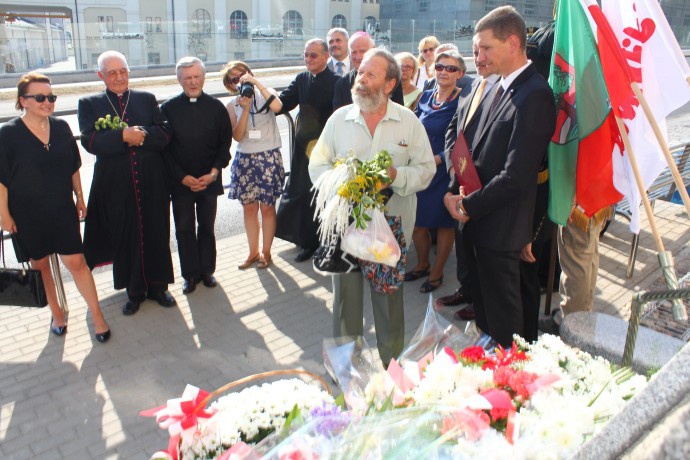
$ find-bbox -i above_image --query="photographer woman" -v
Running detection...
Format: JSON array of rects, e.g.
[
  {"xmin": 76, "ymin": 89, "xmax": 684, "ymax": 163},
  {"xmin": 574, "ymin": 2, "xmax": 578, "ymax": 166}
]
[
  {"xmin": 0, "ymin": 73, "xmax": 110, "ymax": 342},
  {"xmin": 223, "ymin": 61, "xmax": 284, "ymax": 269}
]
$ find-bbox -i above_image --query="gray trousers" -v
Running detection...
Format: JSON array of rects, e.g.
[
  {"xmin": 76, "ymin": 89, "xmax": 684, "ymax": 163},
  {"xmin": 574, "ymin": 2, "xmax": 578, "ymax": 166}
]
[{"xmin": 332, "ymin": 272, "xmax": 404, "ymax": 367}]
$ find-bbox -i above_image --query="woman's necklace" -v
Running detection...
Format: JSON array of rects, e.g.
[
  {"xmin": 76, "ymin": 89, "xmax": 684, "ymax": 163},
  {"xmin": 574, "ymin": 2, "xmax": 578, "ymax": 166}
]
[
  {"xmin": 105, "ymin": 90, "xmax": 130, "ymax": 119},
  {"xmin": 22, "ymin": 116, "xmax": 50, "ymax": 151},
  {"xmin": 431, "ymin": 88, "xmax": 457, "ymax": 110}
]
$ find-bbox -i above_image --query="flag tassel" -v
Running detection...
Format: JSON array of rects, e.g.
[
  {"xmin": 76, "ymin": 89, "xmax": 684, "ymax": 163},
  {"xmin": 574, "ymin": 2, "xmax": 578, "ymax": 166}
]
[{"xmin": 630, "ymin": 82, "xmax": 690, "ymax": 218}]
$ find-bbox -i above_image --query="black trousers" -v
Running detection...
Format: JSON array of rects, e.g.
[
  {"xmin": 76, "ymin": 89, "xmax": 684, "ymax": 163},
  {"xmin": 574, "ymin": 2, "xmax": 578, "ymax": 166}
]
[
  {"xmin": 172, "ymin": 192, "xmax": 218, "ymax": 281},
  {"xmin": 520, "ymin": 243, "xmax": 546, "ymax": 343},
  {"xmin": 454, "ymin": 225, "xmax": 472, "ymax": 297},
  {"xmin": 462, "ymin": 223, "xmax": 523, "ymax": 347}
]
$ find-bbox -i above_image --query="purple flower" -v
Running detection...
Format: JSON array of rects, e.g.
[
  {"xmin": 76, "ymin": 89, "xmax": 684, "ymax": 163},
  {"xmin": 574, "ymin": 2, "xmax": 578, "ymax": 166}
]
[{"xmin": 309, "ymin": 403, "xmax": 351, "ymax": 437}]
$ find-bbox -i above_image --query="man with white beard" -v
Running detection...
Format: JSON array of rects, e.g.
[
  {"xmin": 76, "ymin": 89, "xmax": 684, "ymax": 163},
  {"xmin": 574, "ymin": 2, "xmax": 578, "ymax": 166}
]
[{"xmin": 309, "ymin": 48, "xmax": 435, "ymax": 367}]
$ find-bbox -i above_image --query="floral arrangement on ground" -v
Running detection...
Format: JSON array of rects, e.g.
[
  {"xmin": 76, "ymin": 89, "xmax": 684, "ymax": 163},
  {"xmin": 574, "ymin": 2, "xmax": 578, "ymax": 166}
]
[{"xmin": 144, "ymin": 334, "xmax": 647, "ymax": 460}]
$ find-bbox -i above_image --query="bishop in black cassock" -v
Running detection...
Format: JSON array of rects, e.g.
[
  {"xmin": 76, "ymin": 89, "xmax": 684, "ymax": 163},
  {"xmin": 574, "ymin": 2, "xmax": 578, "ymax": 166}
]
[{"xmin": 78, "ymin": 51, "xmax": 175, "ymax": 315}]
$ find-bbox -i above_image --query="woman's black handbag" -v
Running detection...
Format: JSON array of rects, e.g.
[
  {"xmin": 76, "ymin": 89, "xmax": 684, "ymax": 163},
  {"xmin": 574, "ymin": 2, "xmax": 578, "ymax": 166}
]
[{"xmin": 0, "ymin": 232, "xmax": 48, "ymax": 308}]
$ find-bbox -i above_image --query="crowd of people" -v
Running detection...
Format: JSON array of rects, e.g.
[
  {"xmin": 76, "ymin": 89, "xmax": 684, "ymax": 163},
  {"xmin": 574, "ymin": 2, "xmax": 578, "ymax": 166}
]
[{"xmin": 0, "ymin": 6, "xmax": 603, "ymax": 366}]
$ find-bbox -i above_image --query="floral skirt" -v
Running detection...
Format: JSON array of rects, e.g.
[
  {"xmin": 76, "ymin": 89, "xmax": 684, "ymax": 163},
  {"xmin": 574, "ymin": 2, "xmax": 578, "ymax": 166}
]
[{"xmin": 227, "ymin": 148, "xmax": 285, "ymax": 206}]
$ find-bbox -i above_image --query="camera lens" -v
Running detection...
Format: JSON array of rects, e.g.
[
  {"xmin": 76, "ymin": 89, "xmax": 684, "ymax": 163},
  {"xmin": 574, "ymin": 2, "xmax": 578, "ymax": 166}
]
[{"xmin": 239, "ymin": 82, "xmax": 254, "ymax": 98}]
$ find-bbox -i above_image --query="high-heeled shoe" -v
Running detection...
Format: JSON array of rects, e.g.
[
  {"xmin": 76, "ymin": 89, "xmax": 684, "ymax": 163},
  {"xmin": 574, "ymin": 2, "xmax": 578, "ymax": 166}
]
[
  {"xmin": 419, "ymin": 276, "xmax": 443, "ymax": 293},
  {"xmin": 50, "ymin": 317, "xmax": 67, "ymax": 336},
  {"xmin": 95, "ymin": 329, "xmax": 111, "ymax": 343}
]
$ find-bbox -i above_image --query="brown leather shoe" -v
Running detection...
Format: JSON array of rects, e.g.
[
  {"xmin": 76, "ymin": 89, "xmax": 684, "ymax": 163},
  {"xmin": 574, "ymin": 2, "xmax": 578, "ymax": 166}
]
[
  {"xmin": 453, "ymin": 304, "xmax": 476, "ymax": 321},
  {"xmin": 436, "ymin": 288, "xmax": 472, "ymax": 307}
]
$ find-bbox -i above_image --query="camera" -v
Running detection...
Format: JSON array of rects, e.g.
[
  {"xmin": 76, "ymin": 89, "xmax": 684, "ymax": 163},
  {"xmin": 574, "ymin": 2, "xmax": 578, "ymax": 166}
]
[{"xmin": 239, "ymin": 81, "xmax": 254, "ymax": 98}]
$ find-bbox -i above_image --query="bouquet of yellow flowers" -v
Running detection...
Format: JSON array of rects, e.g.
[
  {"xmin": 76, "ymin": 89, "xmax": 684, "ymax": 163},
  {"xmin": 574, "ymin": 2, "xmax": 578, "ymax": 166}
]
[
  {"xmin": 313, "ymin": 150, "xmax": 401, "ymax": 268},
  {"xmin": 312, "ymin": 150, "xmax": 392, "ymax": 245}
]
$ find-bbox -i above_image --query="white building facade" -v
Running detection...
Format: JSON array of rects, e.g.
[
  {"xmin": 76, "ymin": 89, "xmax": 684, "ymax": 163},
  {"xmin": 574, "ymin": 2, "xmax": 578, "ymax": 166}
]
[{"xmin": 0, "ymin": 0, "xmax": 381, "ymax": 73}]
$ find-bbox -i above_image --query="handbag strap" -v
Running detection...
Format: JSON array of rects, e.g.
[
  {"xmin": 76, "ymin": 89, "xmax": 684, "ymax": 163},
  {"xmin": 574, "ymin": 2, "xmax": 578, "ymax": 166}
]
[
  {"xmin": 0, "ymin": 230, "xmax": 31, "ymax": 271},
  {"xmin": 0, "ymin": 231, "xmax": 5, "ymax": 269}
]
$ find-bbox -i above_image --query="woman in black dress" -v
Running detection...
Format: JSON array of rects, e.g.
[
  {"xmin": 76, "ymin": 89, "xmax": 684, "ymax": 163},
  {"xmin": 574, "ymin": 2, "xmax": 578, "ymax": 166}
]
[{"xmin": 0, "ymin": 73, "xmax": 110, "ymax": 342}]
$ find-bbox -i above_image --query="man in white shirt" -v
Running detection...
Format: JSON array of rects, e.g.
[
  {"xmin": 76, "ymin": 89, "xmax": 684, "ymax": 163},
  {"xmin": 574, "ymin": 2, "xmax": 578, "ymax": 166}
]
[
  {"xmin": 310, "ymin": 49, "xmax": 435, "ymax": 367},
  {"xmin": 326, "ymin": 28, "xmax": 351, "ymax": 76}
]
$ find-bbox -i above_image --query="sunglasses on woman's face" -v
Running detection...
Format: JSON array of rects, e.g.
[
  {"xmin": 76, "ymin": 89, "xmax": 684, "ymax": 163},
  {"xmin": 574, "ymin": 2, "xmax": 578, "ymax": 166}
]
[
  {"xmin": 434, "ymin": 64, "xmax": 460, "ymax": 73},
  {"xmin": 23, "ymin": 94, "xmax": 58, "ymax": 103},
  {"xmin": 229, "ymin": 73, "xmax": 245, "ymax": 85},
  {"xmin": 422, "ymin": 47, "xmax": 435, "ymax": 54}
]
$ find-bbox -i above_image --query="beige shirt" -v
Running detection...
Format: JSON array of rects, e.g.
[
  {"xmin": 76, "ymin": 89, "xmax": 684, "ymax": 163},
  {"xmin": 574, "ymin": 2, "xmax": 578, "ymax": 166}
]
[{"xmin": 309, "ymin": 99, "xmax": 436, "ymax": 243}]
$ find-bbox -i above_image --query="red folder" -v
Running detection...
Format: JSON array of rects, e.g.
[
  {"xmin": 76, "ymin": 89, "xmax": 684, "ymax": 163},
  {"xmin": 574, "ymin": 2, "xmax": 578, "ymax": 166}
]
[{"xmin": 450, "ymin": 130, "xmax": 482, "ymax": 195}]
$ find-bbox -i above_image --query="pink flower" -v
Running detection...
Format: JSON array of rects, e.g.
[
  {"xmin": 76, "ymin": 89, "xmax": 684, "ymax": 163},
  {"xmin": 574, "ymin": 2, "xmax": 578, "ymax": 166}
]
[
  {"xmin": 524, "ymin": 373, "xmax": 561, "ymax": 397},
  {"xmin": 278, "ymin": 441, "xmax": 318, "ymax": 460},
  {"xmin": 480, "ymin": 388, "xmax": 515, "ymax": 421},
  {"xmin": 509, "ymin": 370, "xmax": 539, "ymax": 400},
  {"xmin": 492, "ymin": 366, "xmax": 515, "ymax": 388},
  {"xmin": 441, "ymin": 408, "xmax": 491, "ymax": 441}
]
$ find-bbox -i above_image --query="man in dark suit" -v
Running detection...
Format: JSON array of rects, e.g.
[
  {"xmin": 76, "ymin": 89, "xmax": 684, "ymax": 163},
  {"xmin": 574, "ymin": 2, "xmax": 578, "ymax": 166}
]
[
  {"xmin": 332, "ymin": 32, "xmax": 404, "ymax": 111},
  {"xmin": 439, "ymin": 39, "xmax": 500, "ymax": 315},
  {"xmin": 444, "ymin": 6, "xmax": 556, "ymax": 348},
  {"xmin": 78, "ymin": 51, "xmax": 175, "ymax": 315},
  {"xmin": 277, "ymin": 38, "xmax": 340, "ymax": 262}
]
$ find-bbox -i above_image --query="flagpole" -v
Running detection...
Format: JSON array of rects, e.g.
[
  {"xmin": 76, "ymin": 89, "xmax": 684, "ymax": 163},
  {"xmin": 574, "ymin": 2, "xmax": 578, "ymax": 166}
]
[
  {"xmin": 630, "ymin": 82, "xmax": 690, "ymax": 217},
  {"xmin": 614, "ymin": 116, "xmax": 664, "ymax": 251},
  {"xmin": 614, "ymin": 115, "xmax": 687, "ymax": 321}
]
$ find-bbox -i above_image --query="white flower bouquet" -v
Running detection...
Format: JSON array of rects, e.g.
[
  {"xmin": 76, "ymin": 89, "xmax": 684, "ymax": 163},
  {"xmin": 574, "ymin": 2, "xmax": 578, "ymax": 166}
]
[
  {"xmin": 275, "ymin": 326, "xmax": 648, "ymax": 459},
  {"xmin": 142, "ymin": 371, "xmax": 335, "ymax": 460}
]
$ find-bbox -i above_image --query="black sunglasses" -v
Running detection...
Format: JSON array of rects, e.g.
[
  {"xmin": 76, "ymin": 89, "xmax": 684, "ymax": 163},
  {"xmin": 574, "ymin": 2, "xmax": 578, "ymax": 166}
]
[
  {"xmin": 434, "ymin": 64, "xmax": 460, "ymax": 73},
  {"xmin": 229, "ymin": 73, "xmax": 245, "ymax": 85},
  {"xmin": 23, "ymin": 94, "xmax": 58, "ymax": 103},
  {"xmin": 422, "ymin": 47, "xmax": 435, "ymax": 54}
]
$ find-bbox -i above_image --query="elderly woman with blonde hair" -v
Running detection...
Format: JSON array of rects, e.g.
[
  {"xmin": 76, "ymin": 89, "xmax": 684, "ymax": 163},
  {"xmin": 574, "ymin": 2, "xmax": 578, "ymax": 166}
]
[
  {"xmin": 406, "ymin": 50, "xmax": 467, "ymax": 293},
  {"xmin": 415, "ymin": 35, "xmax": 440, "ymax": 89}
]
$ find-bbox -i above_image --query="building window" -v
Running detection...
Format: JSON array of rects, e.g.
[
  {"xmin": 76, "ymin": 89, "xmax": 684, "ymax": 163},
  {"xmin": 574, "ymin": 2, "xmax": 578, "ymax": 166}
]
[
  {"xmin": 332, "ymin": 14, "xmax": 347, "ymax": 29},
  {"xmin": 393, "ymin": 1, "xmax": 402, "ymax": 15},
  {"xmin": 363, "ymin": 16, "xmax": 377, "ymax": 34},
  {"xmin": 192, "ymin": 8, "xmax": 211, "ymax": 37},
  {"xmin": 230, "ymin": 10, "xmax": 248, "ymax": 38},
  {"xmin": 419, "ymin": 0, "xmax": 429, "ymax": 13},
  {"xmin": 234, "ymin": 52, "xmax": 246, "ymax": 60},
  {"xmin": 148, "ymin": 52, "xmax": 160, "ymax": 64},
  {"xmin": 283, "ymin": 10, "xmax": 303, "ymax": 38},
  {"xmin": 525, "ymin": 0, "xmax": 536, "ymax": 16}
]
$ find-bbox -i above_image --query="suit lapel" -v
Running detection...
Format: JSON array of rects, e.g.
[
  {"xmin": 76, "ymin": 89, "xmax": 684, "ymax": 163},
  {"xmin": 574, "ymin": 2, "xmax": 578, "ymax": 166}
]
[
  {"xmin": 472, "ymin": 64, "xmax": 537, "ymax": 153},
  {"xmin": 460, "ymin": 80, "xmax": 482, "ymax": 130}
]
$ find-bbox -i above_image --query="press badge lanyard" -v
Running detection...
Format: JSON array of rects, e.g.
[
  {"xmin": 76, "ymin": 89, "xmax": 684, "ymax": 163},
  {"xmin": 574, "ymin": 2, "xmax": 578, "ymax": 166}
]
[{"xmin": 247, "ymin": 94, "xmax": 275, "ymax": 138}]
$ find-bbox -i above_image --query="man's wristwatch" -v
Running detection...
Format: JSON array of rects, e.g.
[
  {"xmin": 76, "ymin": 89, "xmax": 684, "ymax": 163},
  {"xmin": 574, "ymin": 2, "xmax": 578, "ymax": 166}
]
[{"xmin": 211, "ymin": 171, "xmax": 218, "ymax": 181}]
